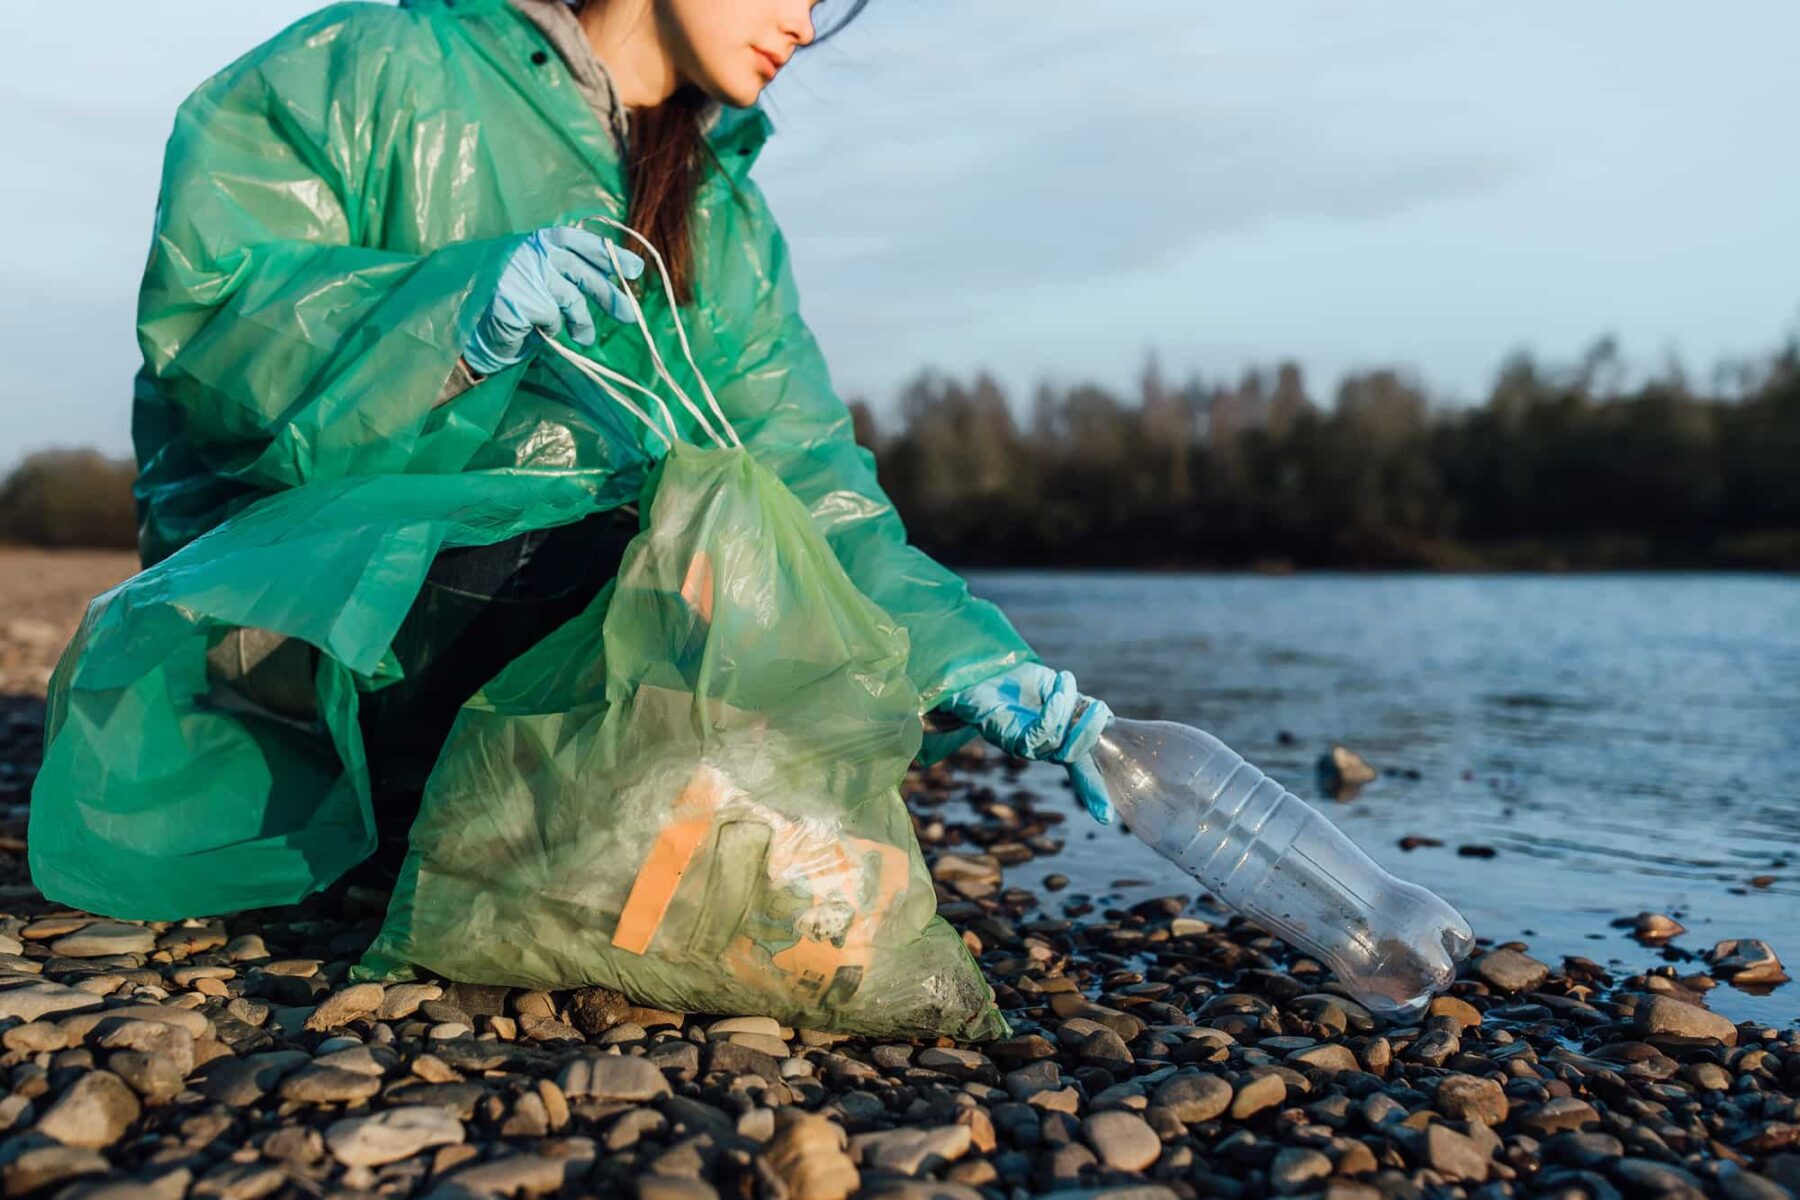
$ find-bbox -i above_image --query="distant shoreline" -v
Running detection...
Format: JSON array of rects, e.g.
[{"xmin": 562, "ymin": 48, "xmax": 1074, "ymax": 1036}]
[{"xmin": 952, "ymin": 561, "xmax": 1800, "ymax": 577}]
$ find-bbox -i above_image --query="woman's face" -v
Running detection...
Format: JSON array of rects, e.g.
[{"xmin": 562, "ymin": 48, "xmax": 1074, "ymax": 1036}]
[{"xmin": 657, "ymin": 0, "xmax": 820, "ymax": 107}]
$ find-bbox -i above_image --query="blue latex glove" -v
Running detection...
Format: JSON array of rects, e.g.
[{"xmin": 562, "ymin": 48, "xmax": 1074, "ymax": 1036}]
[
  {"xmin": 1064, "ymin": 727, "xmax": 1115, "ymax": 826},
  {"xmin": 939, "ymin": 664, "xmax": 1116, "ymax": 824},
  {"xmin": 463, "ymin": 227, "xmax": 645, "ymax": 376}
]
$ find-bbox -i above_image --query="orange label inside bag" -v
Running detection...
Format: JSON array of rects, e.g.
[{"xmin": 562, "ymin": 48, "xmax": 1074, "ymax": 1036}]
[
  {"xmin": 611, "ymin": 764, "xmax": 731, "ymax": 955},
  {"xmin": 680, "ymin": 550, "xmax": 715, "ymax": 624}
]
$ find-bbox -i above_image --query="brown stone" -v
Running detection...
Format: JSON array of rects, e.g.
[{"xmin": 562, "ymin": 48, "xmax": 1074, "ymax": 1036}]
[
  {"xmin": 1436, "ymin": 1074, "xmax": 1508, "ymax": 1126},
  {"xmin": 767, "ymin": 1111, "xmax": 858, "ymax": 1200}
]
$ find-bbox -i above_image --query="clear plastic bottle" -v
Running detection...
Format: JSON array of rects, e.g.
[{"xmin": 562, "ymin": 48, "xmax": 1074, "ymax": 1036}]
[{"xmin": 1084, "ymin": 708, "xmax": 1475, "ymax": 1018}]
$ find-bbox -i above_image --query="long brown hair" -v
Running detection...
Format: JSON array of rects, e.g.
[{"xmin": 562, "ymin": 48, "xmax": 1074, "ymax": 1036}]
[
  {"xmin": 571, "ymin": 0, "xmax": 869, "ymax": 305},
  {"xmin": 624, "ymin": 83, "xmax": 713, "ymax": 307}
]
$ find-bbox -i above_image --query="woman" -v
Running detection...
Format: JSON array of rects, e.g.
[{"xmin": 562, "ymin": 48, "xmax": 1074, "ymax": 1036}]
[{"xmin": 31, "ymin": 0, "xmax": 1112, "ymax": 918}]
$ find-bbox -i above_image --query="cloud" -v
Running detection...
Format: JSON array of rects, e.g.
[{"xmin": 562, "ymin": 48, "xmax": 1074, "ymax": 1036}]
[
  {"xmin": 779, "ymin": 98, "xmax": 1509, "ymax": 294},
  {"xmin": 758, "ymin": 2, "xmax": 1514, "ymax": 363}
]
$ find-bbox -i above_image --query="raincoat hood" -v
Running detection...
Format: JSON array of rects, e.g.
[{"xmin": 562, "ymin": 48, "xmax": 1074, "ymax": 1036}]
[
  {"xmin": 499, "ymin": 0, "xmax": 742, "ymax": 153},
  {"xmin": 411, "ymin": 0, "xmax": 774, "ymax": 172}
]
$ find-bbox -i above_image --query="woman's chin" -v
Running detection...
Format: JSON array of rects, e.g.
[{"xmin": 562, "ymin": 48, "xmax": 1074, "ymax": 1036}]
[{"xmin": 698, "ymin": 69, "xmax": 767, "ymax": 110}]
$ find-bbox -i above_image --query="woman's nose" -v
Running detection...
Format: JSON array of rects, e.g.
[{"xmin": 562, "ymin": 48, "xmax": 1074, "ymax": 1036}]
[{"xmin": 781, "ymin": 1, "xmax": 816, "ymax": 48}]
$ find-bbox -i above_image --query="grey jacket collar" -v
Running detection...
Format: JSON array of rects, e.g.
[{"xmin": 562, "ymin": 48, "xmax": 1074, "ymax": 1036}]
[{"xmin": 506, "ymin": 0, "xmax": 726, "ymax": 154}]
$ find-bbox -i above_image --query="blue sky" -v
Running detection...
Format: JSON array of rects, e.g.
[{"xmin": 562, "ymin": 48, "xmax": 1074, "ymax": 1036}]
[{"xmin": 2, "ymin": 1, "xmax": 1796, "ymax": 467}]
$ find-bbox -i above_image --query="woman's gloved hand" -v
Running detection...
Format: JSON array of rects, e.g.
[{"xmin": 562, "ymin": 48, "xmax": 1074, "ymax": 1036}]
[
  {"xmin": 939, "ymin": 663, "xmax": 1116, "ymax": 824},
  {"xmin": 462, "ymin": 227, "xmax": 646, "ymax": 377}
]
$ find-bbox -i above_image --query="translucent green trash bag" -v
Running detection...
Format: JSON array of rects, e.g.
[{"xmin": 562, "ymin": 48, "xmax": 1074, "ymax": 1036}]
[{"xmin": 358, "ymin": 441, "xmax": 1009, "ymax": 1040}]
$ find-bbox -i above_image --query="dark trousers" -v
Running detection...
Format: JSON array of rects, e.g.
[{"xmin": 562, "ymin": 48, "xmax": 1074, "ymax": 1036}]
[{"xmin": 354, "ymin": 506, "xmax": 641, "ymax": 880}]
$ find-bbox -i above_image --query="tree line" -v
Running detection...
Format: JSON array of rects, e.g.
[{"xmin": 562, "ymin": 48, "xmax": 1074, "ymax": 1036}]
[
  {"xmin": 0, "ymin": 450, "xmax": 137, "ymax": 551},
  {"xmin": 852, "ymin": 335, "xmax": 1800, "ymax": 570},
  {"xmin": 5, "ymin": 333, "xmax": 1798, "ymax": 569}
]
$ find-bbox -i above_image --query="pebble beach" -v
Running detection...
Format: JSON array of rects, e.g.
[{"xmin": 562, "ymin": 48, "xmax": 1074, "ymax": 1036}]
[{"xmin": 0, "ymin": 548, "xmax": 1795, "ymax": 1199}]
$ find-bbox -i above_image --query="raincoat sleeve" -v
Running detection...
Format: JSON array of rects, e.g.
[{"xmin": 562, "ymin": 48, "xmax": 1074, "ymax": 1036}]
[
  {"xmin": 135, "ymin": 6, "xmax": 517, "ymax": 498},
  {"xmin": 713, "ymin": 181, "xmax": 1040, "ymax": 717}
]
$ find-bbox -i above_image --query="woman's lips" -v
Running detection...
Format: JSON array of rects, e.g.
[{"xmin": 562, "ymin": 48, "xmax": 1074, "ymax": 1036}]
[{"xmin": 752, "ymin": 47, "xmax": 783, "ymax": 78}]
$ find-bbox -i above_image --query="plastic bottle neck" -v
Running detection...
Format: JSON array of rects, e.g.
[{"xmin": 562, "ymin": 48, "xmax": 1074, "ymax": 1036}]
[{"xmin": 1070, "ymin": 695, "xmax": 1124, "ymax": 764}]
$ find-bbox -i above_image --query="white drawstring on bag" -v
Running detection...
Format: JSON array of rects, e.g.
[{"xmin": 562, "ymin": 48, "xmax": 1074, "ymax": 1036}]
[{"xmin": 536, "ymin": 214, "xmax": 744, "ymax": 455}]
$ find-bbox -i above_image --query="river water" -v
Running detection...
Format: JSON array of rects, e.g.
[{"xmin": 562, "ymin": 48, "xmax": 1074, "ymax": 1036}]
[{"xmin": 959, "ymin": 571, "xmax": 1800, "ymax": 1026}]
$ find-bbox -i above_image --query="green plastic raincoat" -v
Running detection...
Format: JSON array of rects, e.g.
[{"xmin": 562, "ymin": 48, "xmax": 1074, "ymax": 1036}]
[{"xmin": 29, "ymin": 0, "xmax": 1032, "ymax": 934}]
